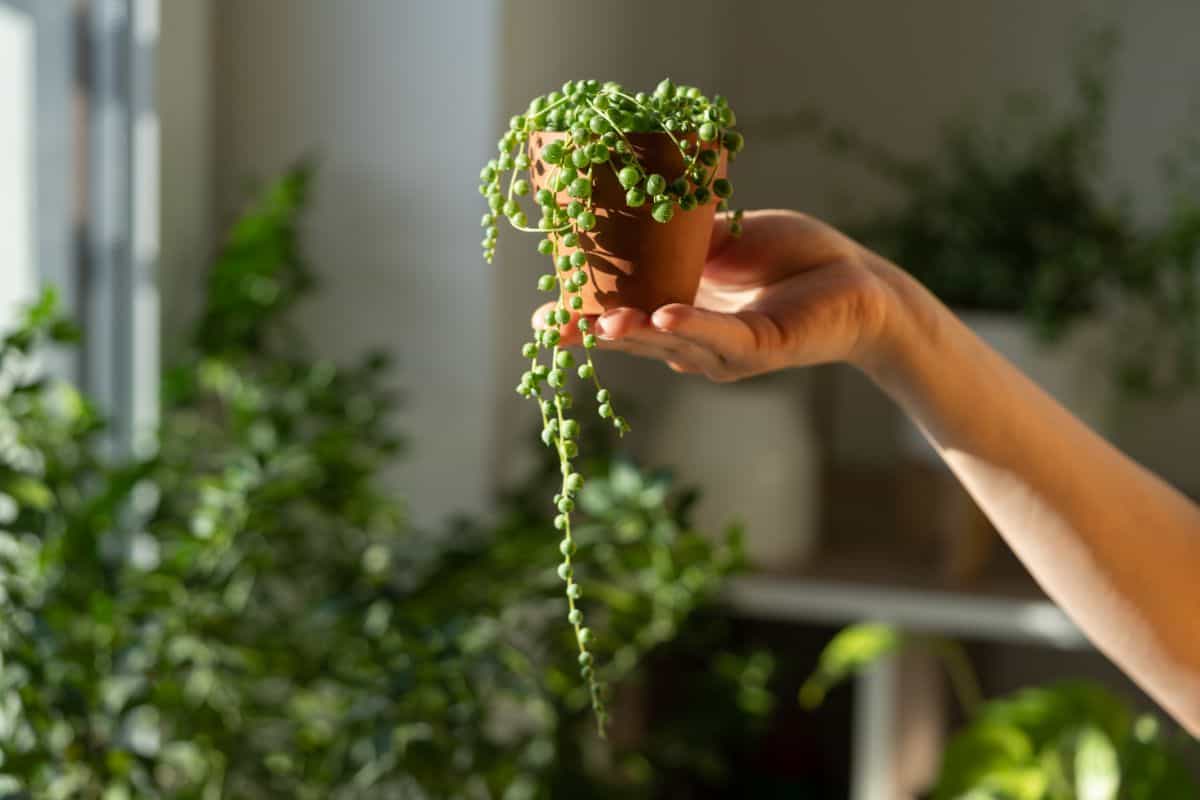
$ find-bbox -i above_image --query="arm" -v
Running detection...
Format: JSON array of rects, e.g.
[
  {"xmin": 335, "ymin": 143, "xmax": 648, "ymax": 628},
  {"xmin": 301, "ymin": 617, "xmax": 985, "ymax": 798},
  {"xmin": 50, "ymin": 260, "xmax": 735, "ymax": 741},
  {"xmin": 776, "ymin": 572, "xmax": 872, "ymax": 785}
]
[
  {"xmin": 539, "ymin": 209, "xmax": 1200, "ymax": 734},
  {"xmin": 871, "ymin": 260, "xmax": 1200, "ymax": 736}
]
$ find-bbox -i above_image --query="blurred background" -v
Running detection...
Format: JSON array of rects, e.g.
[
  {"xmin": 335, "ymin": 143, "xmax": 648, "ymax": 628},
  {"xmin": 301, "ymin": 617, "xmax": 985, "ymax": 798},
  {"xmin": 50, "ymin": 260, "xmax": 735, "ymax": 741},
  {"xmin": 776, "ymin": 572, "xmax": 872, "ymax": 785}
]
[{"xmin": 2, "ymin": 1, "xmax": 1199, "ymax": 797}]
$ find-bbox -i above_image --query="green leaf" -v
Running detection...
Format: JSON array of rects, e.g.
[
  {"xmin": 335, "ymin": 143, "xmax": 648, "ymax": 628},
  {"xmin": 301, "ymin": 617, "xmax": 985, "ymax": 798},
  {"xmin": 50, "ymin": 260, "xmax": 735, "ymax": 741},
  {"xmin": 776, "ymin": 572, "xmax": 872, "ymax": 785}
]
[
  {"xmin": 1040, "ymin": 724, "xmax": 1120, "ymax": 800},
  {"xmin": 799, "ymin": 623, "xmax": 904, "ymax": 708},
  {"xmin": 977, "ymin": 682, "xmax": 1132, "ymax": 751},
  {"xmin": 1073, "ymin": 726, "xmax": 1119, "ymax": 800},
  {"xmin": 24, "ymin": 287, "xmax": 58, "ymax": 327},
  {"xmin": 934, "ymin": 722, "xmax": 1038, "ymax": 800},
  {"xmin": 3, "ymin": 476, "xmax": 54, "ymax": 511},
  {"xmin": 980, "ymin": 767, "xmax": 1048, "ymax": 800}
]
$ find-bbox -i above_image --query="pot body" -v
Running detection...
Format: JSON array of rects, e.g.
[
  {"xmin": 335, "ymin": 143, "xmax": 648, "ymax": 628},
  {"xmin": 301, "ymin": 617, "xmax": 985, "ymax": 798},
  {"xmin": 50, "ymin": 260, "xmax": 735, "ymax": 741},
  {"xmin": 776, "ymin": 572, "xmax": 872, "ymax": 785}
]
[{"xmin": 529, "ymin": 131, "xmax": 726, "ymax": 314}]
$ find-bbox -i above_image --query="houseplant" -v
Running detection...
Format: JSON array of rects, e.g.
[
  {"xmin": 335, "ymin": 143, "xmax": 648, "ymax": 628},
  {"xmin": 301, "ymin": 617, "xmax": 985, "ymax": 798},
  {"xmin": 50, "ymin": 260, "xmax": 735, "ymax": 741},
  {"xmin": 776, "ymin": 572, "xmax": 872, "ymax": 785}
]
[
  {"xmin": 643, "ymin": 374, "xmax": 824, "ymax": 573},
  {"xmin": 1111, "ymin": 128, "xmax": 1200, "ymax": 397},
  {"xmin": 849, "ymin": 27, "xmax": 1129, "ymax": 440},
  {"xmin": 480, "ymin": 78, "xmax": 745, "ymax": 730},
  {"xmin": 802, "ymin": 623, "xmax": 1200, "ymax": 798},
  {"xmin": 0, "ymin": 165, "xmax": 768, "ymax": 798},
  {"xmin": 757, "ymin": 29, "xmax": 1131, "ymax": 345},
  {"xmin": 747, "ymin": 30, "xmax": 1153, "ymax": 582}
]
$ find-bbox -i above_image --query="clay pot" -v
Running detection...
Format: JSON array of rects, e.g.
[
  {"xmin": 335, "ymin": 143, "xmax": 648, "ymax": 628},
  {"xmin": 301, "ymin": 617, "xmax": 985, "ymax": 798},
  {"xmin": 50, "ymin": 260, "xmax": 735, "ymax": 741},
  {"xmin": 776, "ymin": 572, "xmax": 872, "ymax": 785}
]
[{"xmin": 528, "ymin": 131, "xmax": 726, "ymax": 314}]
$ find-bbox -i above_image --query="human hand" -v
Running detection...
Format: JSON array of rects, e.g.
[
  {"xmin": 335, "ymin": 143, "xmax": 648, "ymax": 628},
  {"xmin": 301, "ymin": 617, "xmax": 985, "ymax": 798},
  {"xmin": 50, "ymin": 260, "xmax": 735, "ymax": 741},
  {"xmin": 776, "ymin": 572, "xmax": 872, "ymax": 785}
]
[{"xmin": 534, "ymin": 209, "xmax": 900, "ymax": 381}]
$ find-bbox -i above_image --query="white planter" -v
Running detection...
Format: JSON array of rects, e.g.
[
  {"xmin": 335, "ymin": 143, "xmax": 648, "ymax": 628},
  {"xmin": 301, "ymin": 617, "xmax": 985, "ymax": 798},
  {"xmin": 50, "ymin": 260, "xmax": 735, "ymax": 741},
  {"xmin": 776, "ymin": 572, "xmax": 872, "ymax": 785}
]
[
  {"xmin": 900, "ymin": 311, "xmax": 1111, "ymax": 461},
  {"xmin": 644, "ymin": 375, "xmax": 821, "ymax": 572}
]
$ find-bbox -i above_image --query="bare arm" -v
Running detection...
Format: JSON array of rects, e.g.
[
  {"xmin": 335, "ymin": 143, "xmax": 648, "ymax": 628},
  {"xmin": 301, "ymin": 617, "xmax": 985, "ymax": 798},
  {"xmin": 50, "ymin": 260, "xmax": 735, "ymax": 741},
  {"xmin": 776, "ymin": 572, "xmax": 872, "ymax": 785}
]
[
  {"xmin": 870, "ymin": 263, "xmax": 1200, "ymax": 735},
  {"xmin": 537, "ymin": 209, "xmax": 1200, "ymax": 734}
]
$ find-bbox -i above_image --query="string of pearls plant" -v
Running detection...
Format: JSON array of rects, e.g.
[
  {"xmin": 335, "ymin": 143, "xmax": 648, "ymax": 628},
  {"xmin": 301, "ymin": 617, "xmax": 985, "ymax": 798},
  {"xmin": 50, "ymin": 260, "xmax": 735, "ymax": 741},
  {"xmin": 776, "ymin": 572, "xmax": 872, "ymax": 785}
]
[{"xmin": 479, "ymin": 78, "xmax": 744, "ymax": 735}]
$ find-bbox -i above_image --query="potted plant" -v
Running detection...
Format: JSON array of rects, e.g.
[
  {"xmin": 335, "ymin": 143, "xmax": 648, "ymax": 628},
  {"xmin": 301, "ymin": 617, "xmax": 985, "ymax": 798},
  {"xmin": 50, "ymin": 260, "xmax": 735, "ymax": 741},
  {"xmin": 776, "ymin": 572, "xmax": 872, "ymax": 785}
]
[
  {"xmin": 0, "ymin": 167, "xmax": 766, "ymax": 798},
  {"xmin": 643, "ymin": 372, "xmax": 824, "ymax": 574},
  {"xmin": 748, "ymin": 30, "xmax": 1140, "ymax": 582},
  {"xmin": 479, "ymin": 78, "xmax": 744, "ymax": 731},
  {"xmin": 802, "ymin": 623, "xmax": 1200, "ymax": 798}
]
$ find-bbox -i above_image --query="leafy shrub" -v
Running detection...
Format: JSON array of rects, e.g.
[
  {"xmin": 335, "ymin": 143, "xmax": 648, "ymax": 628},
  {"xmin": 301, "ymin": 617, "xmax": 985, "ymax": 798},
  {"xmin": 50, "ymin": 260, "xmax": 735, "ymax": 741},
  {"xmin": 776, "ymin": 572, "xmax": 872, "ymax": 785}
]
[
  {"xmin": 803, "ymin": 623, "xmax": 1199, "ymax": 799},
  {"xmin": 0, "ymin": 165, "xmax": 766, "ymax": 798}
]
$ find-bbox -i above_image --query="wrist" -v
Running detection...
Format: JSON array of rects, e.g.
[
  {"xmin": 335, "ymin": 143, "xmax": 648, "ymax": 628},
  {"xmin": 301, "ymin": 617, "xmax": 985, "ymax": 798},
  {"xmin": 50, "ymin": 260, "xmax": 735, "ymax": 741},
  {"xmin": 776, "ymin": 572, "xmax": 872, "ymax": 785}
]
[{"xmin": 852, "ymin": 255, "xmax": 943, "ymax": 390}]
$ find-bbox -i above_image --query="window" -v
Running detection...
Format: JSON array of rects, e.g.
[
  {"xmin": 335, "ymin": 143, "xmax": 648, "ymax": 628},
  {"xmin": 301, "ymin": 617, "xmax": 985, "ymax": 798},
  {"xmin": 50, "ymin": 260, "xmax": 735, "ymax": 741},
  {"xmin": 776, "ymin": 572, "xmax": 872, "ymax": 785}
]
[
  {"xmin": 0, "ymin": 1, "xmax": 40, "ymax": 332},
  {"xmin": 0, "ymin": 0, "xmax": 159, "ymax": 457}
]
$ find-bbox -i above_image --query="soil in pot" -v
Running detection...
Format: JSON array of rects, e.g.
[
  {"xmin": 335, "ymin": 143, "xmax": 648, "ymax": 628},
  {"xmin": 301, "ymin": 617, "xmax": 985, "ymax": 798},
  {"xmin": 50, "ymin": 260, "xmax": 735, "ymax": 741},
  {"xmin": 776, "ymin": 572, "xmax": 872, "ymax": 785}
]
[{"xmin": 529, "ymin": 131, "xmax": 726, "ymax": 314}]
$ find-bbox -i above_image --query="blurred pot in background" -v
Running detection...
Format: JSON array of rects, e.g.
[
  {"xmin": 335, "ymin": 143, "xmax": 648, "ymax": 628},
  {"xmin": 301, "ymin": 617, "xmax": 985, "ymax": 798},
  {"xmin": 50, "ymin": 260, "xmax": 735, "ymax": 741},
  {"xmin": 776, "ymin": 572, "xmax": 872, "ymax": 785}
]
[{"xmin": 645, "ymin": 373, "xmax": 822, "ymax": 573}]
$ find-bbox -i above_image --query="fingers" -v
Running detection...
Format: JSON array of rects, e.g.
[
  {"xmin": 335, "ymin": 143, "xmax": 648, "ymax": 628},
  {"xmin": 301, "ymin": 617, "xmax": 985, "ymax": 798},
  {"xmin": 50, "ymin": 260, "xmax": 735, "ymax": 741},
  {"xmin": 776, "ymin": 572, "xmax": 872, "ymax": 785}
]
[
  {"xmin": 650, "ymin": 303, "xmax": 756, "ymax": 360},
  {"xmin": 529, "ymin": 304, "xmax": 660, "ymax": 350},
  {"xmin": 597, "ymin": 305, "xmax": 738, "ymax": 380},
  {"xmin": 667, "ymin": 359, "xmax": 699, "ymax": 374},
  {"xmin": 594, "ymin": 307, "xmax": 649, "ymax": 340},
  {"xmin": 531, "ymin": 302, "xmax": 749, "ymax": 381},
  {"xmin": 702, "ymin": 209, "xmax": 848, "ymax": 287}
]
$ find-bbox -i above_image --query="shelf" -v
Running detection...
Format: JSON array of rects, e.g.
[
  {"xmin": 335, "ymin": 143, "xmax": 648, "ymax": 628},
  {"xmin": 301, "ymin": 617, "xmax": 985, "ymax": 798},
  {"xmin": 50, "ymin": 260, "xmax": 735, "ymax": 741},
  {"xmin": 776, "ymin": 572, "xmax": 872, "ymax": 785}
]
[{"xmin": 723, "ymin": 572, "xmax": 1089, "ymax": 650}]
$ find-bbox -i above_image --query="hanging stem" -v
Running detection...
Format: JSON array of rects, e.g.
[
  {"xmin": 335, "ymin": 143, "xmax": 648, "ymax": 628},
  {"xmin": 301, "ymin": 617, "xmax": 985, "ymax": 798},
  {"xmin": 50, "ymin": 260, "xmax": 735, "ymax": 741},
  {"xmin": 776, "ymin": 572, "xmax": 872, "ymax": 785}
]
[{"xmin": 487, "ymin": 79, "xmax": 744, "ymax": 736}]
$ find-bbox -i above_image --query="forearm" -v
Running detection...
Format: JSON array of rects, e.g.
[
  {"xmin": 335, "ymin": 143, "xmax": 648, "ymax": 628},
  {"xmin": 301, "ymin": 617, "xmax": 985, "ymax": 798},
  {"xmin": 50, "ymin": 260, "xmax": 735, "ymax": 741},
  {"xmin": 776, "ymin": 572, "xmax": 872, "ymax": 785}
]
[{"xmin": 863, "ymin": 261, "xmax": 1200, "ymax": 734}]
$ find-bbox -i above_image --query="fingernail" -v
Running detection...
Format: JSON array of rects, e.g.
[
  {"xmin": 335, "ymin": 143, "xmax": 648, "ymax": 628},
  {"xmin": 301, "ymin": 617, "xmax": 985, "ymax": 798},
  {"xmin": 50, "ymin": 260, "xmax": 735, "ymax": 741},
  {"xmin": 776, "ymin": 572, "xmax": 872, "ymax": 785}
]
[
  {"xmin": 650, "ymin": 306, "xmax": 678, "ymax": 332},
  {"xmin": 596, "ymin": 314, "xmax": 616, "ymax": 339}
]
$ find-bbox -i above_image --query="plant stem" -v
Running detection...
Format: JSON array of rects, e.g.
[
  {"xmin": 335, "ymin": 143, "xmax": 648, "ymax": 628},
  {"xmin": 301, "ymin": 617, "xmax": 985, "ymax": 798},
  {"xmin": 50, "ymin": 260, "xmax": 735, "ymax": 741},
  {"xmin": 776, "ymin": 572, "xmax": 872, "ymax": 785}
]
[
  {"xmin": 926, "ymin": 637, "xmax": 984, "ymax": 718},
  {"xmin": 586, "ymin": 99, "xmax": 638, "ymax": 156},
  {"xmin": 609, "ymin": 89, "xmax": 686, "ymax": 153}
]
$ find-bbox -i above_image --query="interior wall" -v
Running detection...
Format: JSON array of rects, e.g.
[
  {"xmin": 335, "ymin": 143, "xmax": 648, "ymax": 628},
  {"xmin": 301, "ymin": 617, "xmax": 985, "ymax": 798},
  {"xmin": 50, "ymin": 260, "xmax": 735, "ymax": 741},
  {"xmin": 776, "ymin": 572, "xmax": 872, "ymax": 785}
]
[
  {"xmin": 206, "ymin": 0, "xmax": 497, "ymax": 528},
  {"xmin": 494, "ymin": 0, "xmax": 1200, "ymax": 493},
  {"xmin": 158, "ymin": 0, "xmax": 213, "ymax": 352},
  {"xmin": 184, "ymin": 1, "xmax": 1200, "ymax": 524}
]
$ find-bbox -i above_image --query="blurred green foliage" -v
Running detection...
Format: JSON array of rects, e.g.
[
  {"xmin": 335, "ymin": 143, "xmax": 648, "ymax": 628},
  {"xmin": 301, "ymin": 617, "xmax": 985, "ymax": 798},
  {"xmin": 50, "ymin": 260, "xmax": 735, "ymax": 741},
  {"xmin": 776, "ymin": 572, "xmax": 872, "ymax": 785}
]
[
  {"xmin": 845, "ymin": 29, "xmax": 1133, "ymax": 342},
  {"xmin": 0, "ymin": 165, "xmax": 772, "ymax": 797},
  {"xmin": 1113, "ymin": 127, "xmax": 1200, "ymax": 396},
  {"xmin": 798, "ymin": 623, "xmax": 903, "ymax": 710},
  {"xmin": 803, "ymin": 623, "xmax": 1199, "ymax": 799},
  {"xmin": 762, "ymin": 28, "xmax": 1200, "ymax": 396}
]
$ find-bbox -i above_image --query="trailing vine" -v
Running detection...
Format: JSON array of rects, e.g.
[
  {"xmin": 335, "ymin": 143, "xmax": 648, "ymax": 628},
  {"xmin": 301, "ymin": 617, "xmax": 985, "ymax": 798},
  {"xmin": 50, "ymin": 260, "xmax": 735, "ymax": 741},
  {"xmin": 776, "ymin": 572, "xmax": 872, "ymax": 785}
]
[{"xmin": 479, "ymin": 78, "xmax": 744, "ymax": 735}]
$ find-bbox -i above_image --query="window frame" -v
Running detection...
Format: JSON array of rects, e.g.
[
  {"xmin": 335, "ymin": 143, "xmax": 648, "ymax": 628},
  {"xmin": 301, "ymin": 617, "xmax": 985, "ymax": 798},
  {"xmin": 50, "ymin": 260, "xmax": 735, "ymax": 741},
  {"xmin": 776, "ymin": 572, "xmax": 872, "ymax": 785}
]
[{"xmin": 0, "ymin": 0, "xmax": 159, "ymax": 456}]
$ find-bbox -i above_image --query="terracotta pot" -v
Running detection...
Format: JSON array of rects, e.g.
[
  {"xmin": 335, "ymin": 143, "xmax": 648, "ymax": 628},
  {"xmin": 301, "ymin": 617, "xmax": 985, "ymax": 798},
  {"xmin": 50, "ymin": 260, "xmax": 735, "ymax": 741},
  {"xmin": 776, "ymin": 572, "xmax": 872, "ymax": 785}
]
[{"xmin": 528, "ymin": 131, "xmax": 726, "ymax": 314}]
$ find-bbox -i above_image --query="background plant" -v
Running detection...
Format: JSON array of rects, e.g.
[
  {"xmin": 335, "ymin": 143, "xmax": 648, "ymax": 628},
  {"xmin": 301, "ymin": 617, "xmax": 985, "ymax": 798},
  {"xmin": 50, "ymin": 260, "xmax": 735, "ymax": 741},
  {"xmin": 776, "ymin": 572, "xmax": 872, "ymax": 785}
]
[
  {"xmin": 0, "ymin": 165, "xmax": 769, "ymax": 798},
  {"xmin": 480, "ymin": 77, "xmax": 744, "ymax": 731},
  {"xmin": 749, "ymin": 29, "xmax": 1200, "ymax": 397},
  {"xmin": 790, "ymin": 30, "xmax": 1131, "ymax": 342},
  {"xmin": 801, "ymin": 623, "xmax": 1199, "ymax": 799},
  {"xmin": 1110, "ymin": 128, "xmax": 1200, "ymax": 395}
]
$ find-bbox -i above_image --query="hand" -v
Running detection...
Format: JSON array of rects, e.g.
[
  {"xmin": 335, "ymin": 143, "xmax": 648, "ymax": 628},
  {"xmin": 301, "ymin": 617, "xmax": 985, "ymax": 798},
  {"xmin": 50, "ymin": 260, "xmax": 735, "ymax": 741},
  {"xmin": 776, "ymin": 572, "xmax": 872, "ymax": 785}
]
[{"xmin": 534, "ymin": 209, "xmax": 898, "ymax": 381}]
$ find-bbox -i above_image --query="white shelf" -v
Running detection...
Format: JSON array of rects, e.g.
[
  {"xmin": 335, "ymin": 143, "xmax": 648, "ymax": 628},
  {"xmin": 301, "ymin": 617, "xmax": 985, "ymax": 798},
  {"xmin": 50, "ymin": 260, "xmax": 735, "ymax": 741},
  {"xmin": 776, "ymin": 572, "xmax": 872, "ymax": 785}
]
[{"xmin": 723, "ymin": 574, "xmax": 1089, "ymax": 650}]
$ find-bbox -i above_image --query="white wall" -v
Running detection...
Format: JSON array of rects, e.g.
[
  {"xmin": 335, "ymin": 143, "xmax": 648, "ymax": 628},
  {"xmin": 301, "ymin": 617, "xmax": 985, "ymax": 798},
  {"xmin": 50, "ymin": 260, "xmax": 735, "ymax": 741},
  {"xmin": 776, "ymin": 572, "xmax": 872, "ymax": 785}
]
[
  {"xmin": 159, "ymin": 0, "xmax": 213, "ymax": 352},
  {"xmin": 176, "ymin": 1, "xmax": 1200, "ymax": 528},
  {"xmin": 208, "ymin": 0, "xmax": 496, "ymax": 528}
]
